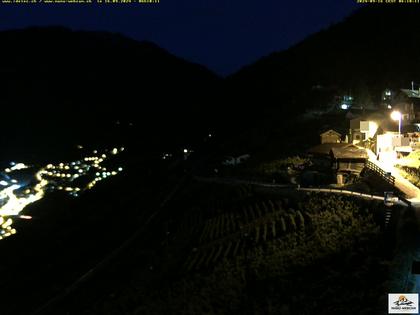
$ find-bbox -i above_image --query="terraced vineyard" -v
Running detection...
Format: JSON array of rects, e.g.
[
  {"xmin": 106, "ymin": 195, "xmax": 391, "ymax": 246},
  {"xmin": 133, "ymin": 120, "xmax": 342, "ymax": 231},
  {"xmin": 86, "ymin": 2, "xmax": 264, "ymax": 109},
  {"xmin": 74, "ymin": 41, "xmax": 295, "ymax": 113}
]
[
  {"xmin": 184, "ymin": 203, "xmax": 302, "ymax": 270},
  {"xmin": 179, "ymin": 183, "xmax": 382, "ymax": 273},
  {"xmin": 88, "ymin": 181, "xmax": 391, "ymax": 315}
]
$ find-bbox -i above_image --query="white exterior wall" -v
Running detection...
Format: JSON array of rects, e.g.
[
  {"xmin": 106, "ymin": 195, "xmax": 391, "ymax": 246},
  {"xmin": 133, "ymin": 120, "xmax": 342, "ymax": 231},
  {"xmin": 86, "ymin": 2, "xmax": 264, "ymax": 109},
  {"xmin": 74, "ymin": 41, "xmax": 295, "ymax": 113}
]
[
  {"xmin": 360, "ymin": 121, "xmax": 378, "ymax": 139},
  {"xmin": 377, "ymin": 133, "xmax": 411, "ymax": 155},
  {"xmin": 392, "ymin": 136, "xmax": 410, "ymax": 147},
  {"xmin": 377, "ymin": 134, "xmax": 394, "ymax": 155}
]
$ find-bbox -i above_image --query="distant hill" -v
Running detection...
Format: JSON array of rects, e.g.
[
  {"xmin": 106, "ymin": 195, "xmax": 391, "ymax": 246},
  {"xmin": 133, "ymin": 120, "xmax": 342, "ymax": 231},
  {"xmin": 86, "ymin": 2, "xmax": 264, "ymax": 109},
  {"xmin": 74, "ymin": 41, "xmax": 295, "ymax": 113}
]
[
  {"xmin": 0, "ymin": 27, "xmax": 222, "ymax": 158},
  {"xmin": 228, "ymin": 6, "xmax": 420, "ymax": 115},
  {"xmin": 4, "ymin": 6, "xmax": 420, "ymax": 160}
]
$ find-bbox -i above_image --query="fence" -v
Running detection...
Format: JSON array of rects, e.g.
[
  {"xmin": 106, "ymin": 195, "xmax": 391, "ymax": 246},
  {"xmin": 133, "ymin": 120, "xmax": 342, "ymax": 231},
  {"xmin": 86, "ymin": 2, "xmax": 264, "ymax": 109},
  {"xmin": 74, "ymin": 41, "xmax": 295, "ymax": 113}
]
[{"xmin": 365, "ymin": 160, "xmax": 395, "ymax": 186}]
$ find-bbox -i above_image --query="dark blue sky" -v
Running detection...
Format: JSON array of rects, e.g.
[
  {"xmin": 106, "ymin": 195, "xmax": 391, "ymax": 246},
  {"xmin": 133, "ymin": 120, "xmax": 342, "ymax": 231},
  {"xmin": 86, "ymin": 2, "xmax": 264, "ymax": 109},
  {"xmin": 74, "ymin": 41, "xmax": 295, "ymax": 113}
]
[{"xmin": 0, "ymin": 0, "xmax": 361, "ymax": 75}]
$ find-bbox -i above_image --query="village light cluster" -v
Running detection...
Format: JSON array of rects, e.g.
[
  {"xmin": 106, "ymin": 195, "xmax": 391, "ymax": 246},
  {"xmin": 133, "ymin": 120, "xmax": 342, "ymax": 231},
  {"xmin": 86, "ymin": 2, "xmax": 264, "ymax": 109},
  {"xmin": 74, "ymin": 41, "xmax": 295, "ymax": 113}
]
[
  {"xmin": 0, "ymin": 147, "xmax": 124, "ymax": 241},
  {"xmin": 40, "ymin": 147, "xmax": 124, "ymax": 195}
]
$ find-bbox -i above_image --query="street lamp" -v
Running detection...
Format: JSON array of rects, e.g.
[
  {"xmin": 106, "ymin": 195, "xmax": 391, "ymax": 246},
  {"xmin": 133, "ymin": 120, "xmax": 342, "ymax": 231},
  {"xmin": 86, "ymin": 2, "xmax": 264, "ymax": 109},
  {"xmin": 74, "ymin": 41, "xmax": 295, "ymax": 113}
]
[{"xmin": 391, "ymin": 110, "xmax": 402, "ymax": 136}]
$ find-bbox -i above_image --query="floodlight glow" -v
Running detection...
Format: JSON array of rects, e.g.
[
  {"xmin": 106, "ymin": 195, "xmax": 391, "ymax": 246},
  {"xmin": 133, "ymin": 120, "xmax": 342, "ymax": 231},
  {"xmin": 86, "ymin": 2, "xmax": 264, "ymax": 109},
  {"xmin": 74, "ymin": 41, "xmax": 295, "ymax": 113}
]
[
  {"xmin": 391, "ymin": 111, "xmax": 401, "ymax": 121},
  {"xmin": 391, "ymin": 111, "xmax": 402, "ymax": 135}
]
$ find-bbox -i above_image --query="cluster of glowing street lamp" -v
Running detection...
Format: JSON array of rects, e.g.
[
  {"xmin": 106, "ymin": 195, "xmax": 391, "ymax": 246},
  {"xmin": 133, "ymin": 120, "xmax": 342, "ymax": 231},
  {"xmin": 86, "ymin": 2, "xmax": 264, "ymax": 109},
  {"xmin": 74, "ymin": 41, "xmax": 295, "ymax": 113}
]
[{"xmin": 0, "ymin": 147, "xmax": 125, "ymax": 240}]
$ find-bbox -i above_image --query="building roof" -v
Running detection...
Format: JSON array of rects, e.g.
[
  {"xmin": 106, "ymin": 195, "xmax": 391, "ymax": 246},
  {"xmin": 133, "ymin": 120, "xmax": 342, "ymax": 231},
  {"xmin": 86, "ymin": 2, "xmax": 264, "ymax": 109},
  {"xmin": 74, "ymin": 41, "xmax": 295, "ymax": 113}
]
[
  {"xmin": 330, "ymin": 145, "xmax": 368, "ymax": 160},
  {"xmin": 320, "ymin": 129, "xmax": 341, "ymax": 137},
  {"xmin": 401, "ymin": 89, "xmax": 420, "ymax": 99}
]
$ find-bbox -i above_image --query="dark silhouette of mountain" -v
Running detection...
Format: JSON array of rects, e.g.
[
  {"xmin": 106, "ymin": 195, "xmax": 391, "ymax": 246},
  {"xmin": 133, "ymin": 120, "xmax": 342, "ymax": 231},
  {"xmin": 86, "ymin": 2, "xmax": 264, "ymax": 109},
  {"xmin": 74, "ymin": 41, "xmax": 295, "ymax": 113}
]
[
  {"xmin": 3, "ymin": 6, "xmax": 420, "ymax": 159},
  {"xmin": 0, "ymin": 26, "xmax": 221, "ymax": 158},
  {"xmin": 228, "ymin": 6, "xmax": 420, "ymax": 115}
]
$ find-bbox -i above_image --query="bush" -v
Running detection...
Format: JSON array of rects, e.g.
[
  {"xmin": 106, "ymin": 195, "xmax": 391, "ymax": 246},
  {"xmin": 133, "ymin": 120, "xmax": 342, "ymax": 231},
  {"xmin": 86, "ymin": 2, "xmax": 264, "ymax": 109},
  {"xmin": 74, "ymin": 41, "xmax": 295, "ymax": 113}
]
[{"xmin": 258, "ymin": 156, "xmax": 310, "ymax": 175}]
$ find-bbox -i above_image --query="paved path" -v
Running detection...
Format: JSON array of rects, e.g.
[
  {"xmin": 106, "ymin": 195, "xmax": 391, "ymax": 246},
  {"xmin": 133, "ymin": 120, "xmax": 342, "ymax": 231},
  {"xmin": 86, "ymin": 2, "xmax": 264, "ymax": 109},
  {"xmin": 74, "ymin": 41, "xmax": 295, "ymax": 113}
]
[
  {"xmin": 366, "ymin": 149, "xmax": 420, "ymax": 203},
  {"xmin": 365, "ymin": 150, "xmax": 420, "ymax": 293}
]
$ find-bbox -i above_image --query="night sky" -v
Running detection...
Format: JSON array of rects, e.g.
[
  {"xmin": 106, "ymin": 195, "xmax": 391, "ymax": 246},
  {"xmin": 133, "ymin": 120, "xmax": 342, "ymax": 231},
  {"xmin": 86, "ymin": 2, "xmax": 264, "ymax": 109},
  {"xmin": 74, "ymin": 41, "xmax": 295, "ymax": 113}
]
[{"xmin": 0, "ymin": 0, "xmax": 361, "ymax": 75}]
